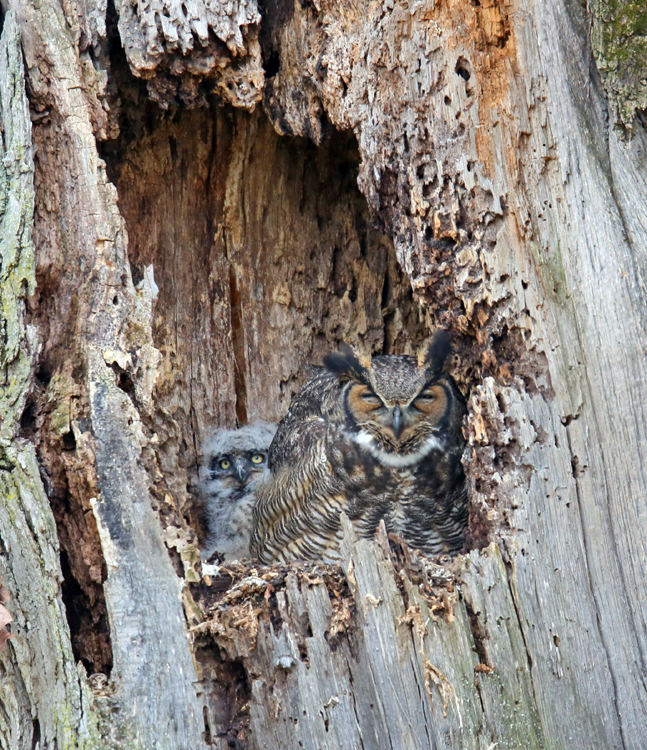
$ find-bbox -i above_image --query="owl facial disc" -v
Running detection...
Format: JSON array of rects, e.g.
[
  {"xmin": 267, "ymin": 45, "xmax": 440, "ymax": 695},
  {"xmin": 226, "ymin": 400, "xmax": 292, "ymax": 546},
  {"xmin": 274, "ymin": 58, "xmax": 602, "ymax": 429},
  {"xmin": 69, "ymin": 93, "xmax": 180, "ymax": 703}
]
[
  {"xmin": 251, "ymin": 329, "xmax": 467, "ymax": 563},
  {"xmin": 323, "ymin": 333, "xmax": 454, "ymax": 467}
]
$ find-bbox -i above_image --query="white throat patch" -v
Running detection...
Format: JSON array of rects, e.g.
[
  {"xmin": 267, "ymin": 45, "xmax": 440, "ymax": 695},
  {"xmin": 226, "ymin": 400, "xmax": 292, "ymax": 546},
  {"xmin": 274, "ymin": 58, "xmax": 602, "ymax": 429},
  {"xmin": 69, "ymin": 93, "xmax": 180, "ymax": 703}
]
[{"xmin": 351, "ymin": 432, "xmax": 443, "ymax": 468}]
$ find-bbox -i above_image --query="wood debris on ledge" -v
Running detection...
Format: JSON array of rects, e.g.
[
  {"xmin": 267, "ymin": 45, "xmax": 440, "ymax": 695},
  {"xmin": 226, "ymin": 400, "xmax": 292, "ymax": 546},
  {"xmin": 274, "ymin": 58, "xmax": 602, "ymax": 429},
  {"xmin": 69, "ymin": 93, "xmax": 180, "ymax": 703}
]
[{"xmin": 187, "ymin": 518, "xmax": 545, "ymax": 750}]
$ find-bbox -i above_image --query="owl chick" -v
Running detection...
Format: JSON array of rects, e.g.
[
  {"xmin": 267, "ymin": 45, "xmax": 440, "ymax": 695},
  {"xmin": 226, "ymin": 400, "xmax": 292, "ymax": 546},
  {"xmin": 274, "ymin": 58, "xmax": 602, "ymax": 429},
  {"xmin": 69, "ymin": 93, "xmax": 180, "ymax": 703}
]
[
  {"xmin": 250, "ymin": 331, "xmax": 467, "ymax": 564},
  {"xmin": 200, "ymin": 421, "xmax": 277, "ymax": 561}
]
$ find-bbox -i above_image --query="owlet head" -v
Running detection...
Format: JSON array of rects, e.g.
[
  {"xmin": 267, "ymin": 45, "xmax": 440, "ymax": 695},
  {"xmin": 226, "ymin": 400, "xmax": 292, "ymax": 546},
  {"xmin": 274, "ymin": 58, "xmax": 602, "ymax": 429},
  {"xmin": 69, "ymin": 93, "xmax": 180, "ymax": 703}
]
[
  {"xmin": 202, "ymin": 421, "xmax": 277, "ymax": 490},
  {"xmin": 324, "ymin": 330, "xmax": 459, "ymax": 467}
]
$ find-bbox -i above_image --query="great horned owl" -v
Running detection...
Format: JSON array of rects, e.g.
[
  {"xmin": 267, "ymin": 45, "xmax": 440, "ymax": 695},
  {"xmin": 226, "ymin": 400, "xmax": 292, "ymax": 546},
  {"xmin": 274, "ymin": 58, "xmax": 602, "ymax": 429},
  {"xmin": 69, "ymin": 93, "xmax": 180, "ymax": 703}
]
[
  {"xmin": 200, "ymin": 421, "xmax": 277, "ymax": 561},
  {"xmin": 250, "ymin": 331, "xmax": 467, "ymax": 564}
]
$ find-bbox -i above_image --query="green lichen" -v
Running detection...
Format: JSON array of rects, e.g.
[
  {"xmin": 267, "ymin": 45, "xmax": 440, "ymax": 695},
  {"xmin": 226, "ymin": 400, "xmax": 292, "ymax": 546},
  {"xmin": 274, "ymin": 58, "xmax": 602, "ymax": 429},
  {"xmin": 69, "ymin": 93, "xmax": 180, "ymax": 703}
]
[
  {"xmin": 0, "ymin": 7, "xmax": 37, "ymax": 446},
  {"xmin": 0, "ymin": 14, "xmax": 100, "ymax": 750},
  {"xmin": 592, "ymin": 0, "xmax": 647, "ymax": 131},
  {"xmin": 529, "ymin": 238, "xmax": 571, "ymax": 307}
]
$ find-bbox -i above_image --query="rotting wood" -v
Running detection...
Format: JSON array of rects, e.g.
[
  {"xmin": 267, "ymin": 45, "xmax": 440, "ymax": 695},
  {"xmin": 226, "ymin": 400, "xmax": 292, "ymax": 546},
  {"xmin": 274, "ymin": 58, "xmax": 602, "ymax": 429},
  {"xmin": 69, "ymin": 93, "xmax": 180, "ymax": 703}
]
[
  {"xmin": 1, "ymin": 2, "xmax": 207, "ymax": 747},
  {"xmin": 0, "ymin": 0, "xmax": 646, "ymax": 748},
  {"xmin": 255, "ymin": 2, "xmax": 647, "ymax": 747},
  {"xmin": 100, "ymin": 106, "xmax": 427, "ymax": 507},
  {"xmin": 0, "ymin": 12, "xmax": 94, "ymax": 750},
  {"xmin": 113, "ymin": 0, "xmax": 263, "ymax": 109},
  {"xmin": 190, "ymin": 520, "xmax": 549, "ymax": 750}
]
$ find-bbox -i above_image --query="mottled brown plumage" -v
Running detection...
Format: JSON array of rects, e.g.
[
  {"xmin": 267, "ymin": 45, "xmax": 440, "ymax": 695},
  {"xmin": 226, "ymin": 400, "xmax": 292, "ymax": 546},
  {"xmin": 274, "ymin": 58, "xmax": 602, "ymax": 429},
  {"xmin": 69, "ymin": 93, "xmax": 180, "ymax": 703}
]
[{"xmin": 250, "ymin": 331, "xmax": 468, "ymax": 564}]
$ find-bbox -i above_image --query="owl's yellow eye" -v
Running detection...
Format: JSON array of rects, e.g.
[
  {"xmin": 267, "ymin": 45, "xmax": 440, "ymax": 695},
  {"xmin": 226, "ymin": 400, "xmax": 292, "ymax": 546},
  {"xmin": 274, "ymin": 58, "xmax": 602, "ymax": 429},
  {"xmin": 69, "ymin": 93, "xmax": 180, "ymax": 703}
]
[
  {"xmin": 251, "ymin": 454, "xmax": 264, "ymax": 464},
  {"xmin": 220, "ymin": 459, "xmax": 231, "ymax": 469}
]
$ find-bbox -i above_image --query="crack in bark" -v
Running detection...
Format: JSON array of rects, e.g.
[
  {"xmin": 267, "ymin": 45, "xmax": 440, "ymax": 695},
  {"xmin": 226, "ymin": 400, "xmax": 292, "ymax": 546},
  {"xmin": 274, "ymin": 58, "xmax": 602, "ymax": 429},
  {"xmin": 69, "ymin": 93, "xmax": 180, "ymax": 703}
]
[
  {"xmin": 228, "ymin": 264, "xmax": 248, "ymax": 426},
  {"xmin": 501, "ymin": 555, "xmax": 542, "ymax": 724},
  {"xmin": 472, "ymin": 672, "xmax": 487, "ymax": 728},
  {"xmin": 345, "ymin": 657, "xmax": 365, "ymax": 750},
  {"xmin": 565, "ymin": 423, "xmax": 629, "ymax": 750},
  {"xmin": 463, "ymin": 595, "xmax": 497, "ymax": 743},
  {"xmin": 407, "ymin": 637, "xmax": 437, "ymax": 750},
  {"xmin": 348, "ymin": 628, "xmax": 398, "ymax": 750},
  {"xmin": 464, "ymin": 599, "xmax": 490, "ymax": 669}
]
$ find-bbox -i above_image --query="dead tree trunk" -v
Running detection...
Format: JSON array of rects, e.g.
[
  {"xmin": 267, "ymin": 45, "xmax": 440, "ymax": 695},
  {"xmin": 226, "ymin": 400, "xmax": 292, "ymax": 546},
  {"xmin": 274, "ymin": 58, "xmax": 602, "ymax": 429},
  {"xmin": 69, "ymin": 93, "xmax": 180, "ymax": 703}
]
[{"xmin": 0, "ymin": 0, "xmax": 646, "ymax": 748}]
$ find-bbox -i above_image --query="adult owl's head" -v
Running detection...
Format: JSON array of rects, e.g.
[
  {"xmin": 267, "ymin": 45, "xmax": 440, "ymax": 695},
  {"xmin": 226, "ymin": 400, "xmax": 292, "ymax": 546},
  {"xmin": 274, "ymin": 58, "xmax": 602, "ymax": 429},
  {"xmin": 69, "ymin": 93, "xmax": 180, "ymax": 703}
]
[{"xmin": 323, "ymin": 330, "xmax": 462, "ymax": 467}]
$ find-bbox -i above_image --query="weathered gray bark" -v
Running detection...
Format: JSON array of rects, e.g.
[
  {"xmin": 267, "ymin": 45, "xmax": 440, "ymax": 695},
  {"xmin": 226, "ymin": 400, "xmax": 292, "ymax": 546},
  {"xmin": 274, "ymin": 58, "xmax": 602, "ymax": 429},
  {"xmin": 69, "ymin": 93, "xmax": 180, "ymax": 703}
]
[
  {"xmin": 0, "ymin": 4, "xmax": 205, "ymax": 749},
  {"xmin": 0, "ymin": 13, "xmax": 89, "ymax": 750},
  {"xmin": 0, "ymin": 0, "xmax": 646, "ymax": 748}
]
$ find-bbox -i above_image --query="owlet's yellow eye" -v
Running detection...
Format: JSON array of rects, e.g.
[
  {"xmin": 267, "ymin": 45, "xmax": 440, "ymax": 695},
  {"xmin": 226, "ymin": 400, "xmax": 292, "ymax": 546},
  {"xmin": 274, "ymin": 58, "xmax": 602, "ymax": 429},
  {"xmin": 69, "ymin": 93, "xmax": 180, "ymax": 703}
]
[
  {"xmin": 251, "ymin": 454, "xmax": 264, "ymax": 464},
  {"xmin": 220, "ymin": 459, "xmax": 231, "ymax": 469}
]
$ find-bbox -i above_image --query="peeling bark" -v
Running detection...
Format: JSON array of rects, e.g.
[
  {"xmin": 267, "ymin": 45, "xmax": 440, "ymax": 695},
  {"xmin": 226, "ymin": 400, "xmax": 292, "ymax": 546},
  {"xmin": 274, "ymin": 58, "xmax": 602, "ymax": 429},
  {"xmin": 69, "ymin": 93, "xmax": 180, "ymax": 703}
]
[
  {"xmin": 2, "ymin": 1, "xmax": 206, "ymax": 747},
  {"xmin": 113, "ymin": 0, "xmax": 263, "ymax": 109},
  {"xmin": 0, "ymin": 12, "xmax": 92, "ymax": 749}
]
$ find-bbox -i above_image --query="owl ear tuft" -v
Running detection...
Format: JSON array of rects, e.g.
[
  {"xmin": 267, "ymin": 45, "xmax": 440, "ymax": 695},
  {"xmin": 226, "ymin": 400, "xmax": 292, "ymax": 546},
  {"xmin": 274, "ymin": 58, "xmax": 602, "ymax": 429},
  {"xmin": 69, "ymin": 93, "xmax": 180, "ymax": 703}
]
[
  {"xmin": 420, "ymin": 329, "xmax": 453, "ymax": 376},
  {"xmin": 324, "ymin": 344, "xmax": 367, "ymax": 382}
]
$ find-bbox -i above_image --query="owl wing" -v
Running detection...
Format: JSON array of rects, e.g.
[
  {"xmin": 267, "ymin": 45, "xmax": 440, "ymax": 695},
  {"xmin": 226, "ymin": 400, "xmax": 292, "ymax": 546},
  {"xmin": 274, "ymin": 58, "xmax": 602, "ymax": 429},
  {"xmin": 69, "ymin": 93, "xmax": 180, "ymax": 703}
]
[
  {"xmin": 267, "ymin": 413, "xmax": 323, "ymax": 472},
  {"xmin": 251, "ymin": 413, "xmax": 353, "ymax": 563},
  {"xmin": 267, "ymin": 369, "xmax": 332, "ymax": 471}
]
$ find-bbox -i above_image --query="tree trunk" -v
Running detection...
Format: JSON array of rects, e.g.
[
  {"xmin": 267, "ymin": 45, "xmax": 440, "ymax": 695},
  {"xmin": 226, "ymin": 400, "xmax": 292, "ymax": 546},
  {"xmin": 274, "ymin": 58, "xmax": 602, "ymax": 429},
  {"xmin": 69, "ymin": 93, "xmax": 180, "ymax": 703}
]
[{"xmin": 0, "ymin": 0, "xmax": 645, "ymax": 748}]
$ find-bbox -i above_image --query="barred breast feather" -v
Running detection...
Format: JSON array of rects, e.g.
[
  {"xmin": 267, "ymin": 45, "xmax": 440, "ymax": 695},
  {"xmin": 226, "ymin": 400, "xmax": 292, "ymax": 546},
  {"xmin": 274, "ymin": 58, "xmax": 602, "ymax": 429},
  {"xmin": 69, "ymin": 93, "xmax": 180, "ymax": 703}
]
[{"xmin": 251, "ymin": 332, "xmax": 468, "ymax": 563}]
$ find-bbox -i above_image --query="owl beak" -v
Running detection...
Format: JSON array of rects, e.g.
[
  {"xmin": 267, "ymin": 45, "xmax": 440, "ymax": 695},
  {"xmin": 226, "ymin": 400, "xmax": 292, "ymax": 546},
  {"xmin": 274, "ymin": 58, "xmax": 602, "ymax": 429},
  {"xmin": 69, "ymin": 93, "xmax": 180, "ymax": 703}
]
[
  {"xmin": 236, "ymin": 465, "xmax": 249, "ymax": 484},
  {"xmin": 392, "ymin": 404, "xmax": 403, "ymax": 439}
]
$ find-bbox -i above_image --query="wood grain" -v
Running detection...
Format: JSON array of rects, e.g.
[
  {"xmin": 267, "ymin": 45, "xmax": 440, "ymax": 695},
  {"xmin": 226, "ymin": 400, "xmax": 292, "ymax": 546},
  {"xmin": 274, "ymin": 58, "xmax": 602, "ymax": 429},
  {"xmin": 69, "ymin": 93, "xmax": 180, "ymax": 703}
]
[{"xmin": 1, "ymin": 0, "xmax": 646, "ymax": 747}]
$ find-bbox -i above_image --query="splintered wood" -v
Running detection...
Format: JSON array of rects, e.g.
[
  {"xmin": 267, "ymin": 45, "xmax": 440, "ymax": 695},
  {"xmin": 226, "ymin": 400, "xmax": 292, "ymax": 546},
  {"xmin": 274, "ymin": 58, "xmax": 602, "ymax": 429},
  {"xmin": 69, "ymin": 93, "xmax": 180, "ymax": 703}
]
[
  {"xmin": 3, "ymin": 0, "xmax": 646, "ymax": 747},
  {"xmin": 188, "ymin": 525, "xmax": 545, "ymax": 749}
]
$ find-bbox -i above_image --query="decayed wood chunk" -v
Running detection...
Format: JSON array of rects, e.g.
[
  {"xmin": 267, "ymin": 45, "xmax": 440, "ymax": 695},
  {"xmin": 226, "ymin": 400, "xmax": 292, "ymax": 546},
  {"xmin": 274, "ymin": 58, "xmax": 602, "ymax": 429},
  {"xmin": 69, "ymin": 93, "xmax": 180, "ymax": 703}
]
[
  {"xmin": 189, "ymin": 521, "xmax": 546, "ymax": 749},
  {"xmin": 114, "ymin": 0, "xmax": 264, "ymax": 108}
]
